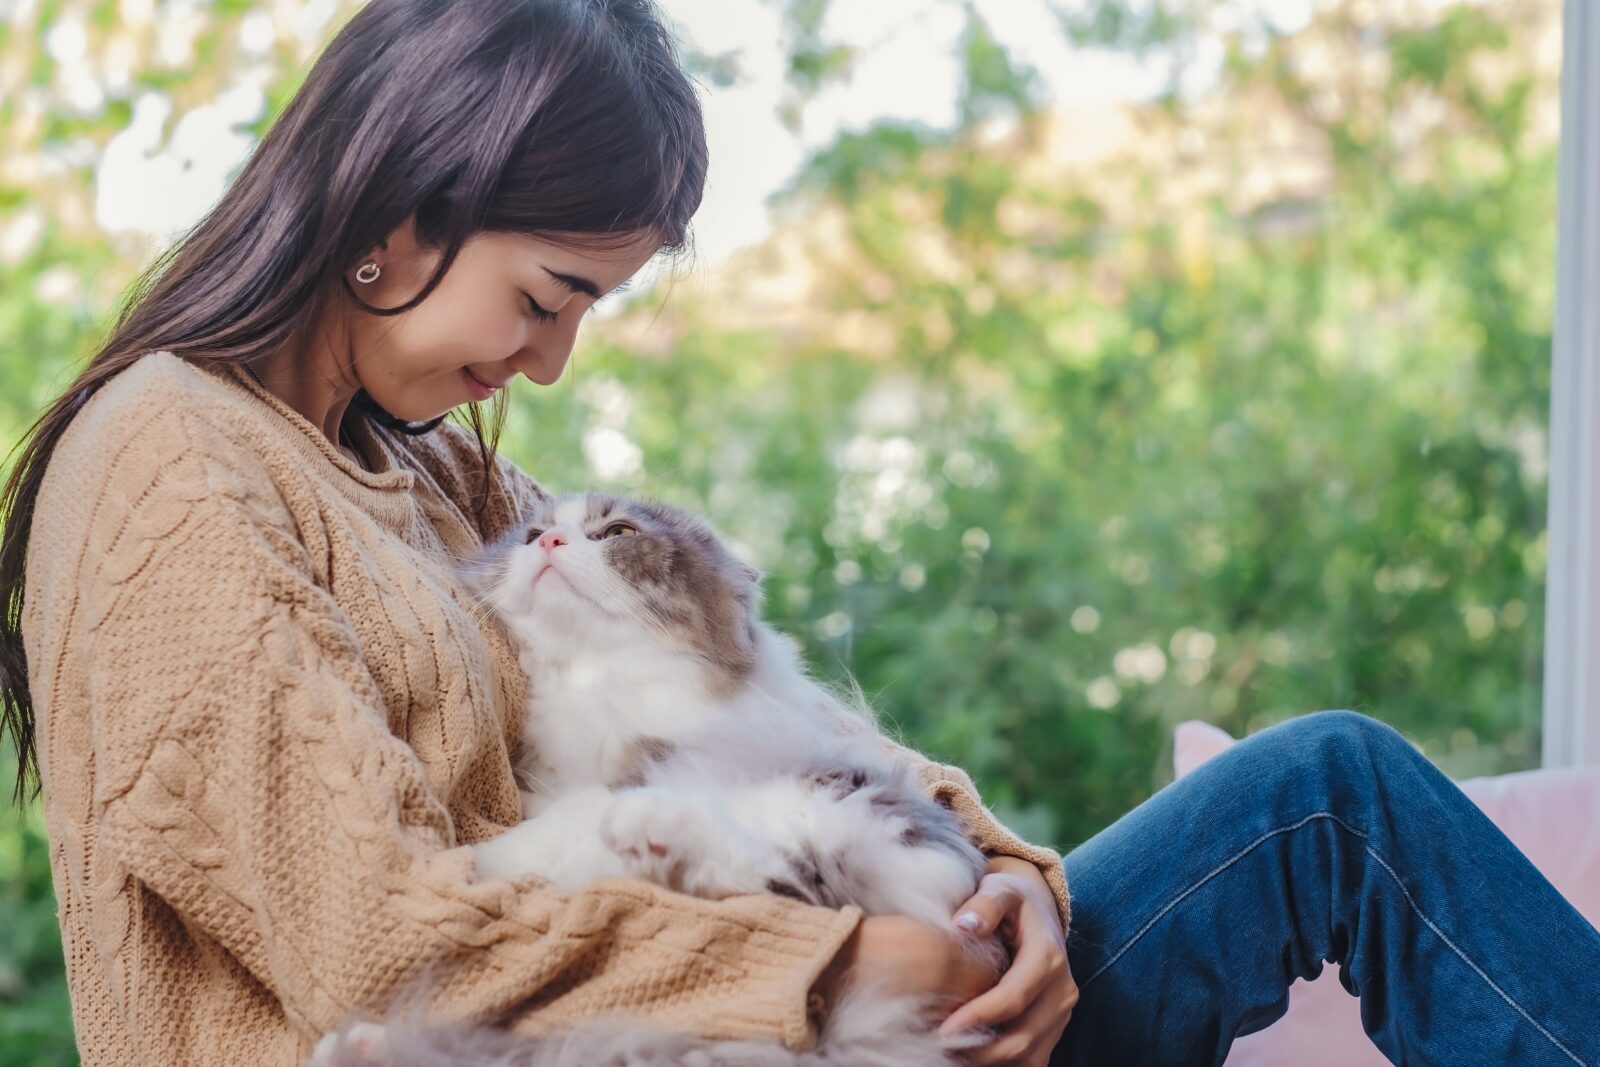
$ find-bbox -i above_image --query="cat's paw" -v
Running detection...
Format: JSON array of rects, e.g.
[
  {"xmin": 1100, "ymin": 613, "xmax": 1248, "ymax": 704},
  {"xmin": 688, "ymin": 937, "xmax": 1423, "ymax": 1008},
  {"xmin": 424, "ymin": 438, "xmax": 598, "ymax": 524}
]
[
  {"xmin": 602, "ymin": 789, "xmax": 778, "ymax": 899},
  {"xmin": 600, "ymin": 788, "xmax": 698, "ymax": 888},
  {"xmin": 307, "ymin": 1021, "xmax": 390, "ymax": 1067}
]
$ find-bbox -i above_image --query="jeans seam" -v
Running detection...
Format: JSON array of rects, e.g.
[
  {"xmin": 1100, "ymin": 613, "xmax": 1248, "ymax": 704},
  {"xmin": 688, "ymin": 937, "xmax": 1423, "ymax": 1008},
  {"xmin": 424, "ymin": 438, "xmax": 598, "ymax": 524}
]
[{"xmin": 1079, "ymin": 809, "xmax": 1589, "ymax": 1067}]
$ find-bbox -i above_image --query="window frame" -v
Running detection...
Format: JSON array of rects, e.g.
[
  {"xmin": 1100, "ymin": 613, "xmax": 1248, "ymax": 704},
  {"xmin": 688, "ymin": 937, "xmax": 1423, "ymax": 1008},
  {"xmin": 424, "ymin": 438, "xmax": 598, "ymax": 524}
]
[{"xmin": 1543, "ymin": 0, "xmax": 1600, "ymax": 769}]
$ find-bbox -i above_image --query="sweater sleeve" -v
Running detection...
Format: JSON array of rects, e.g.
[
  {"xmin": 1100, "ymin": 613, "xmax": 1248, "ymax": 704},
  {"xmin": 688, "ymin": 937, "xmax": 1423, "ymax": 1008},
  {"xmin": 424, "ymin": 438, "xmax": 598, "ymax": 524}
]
[
  {"xmin": 71, "ymin": 419, "xmax": 860, "ymax": 1050},
  {"xmin": 913, "ymin": 758, "xmax": 1071, "ymax": 931}
]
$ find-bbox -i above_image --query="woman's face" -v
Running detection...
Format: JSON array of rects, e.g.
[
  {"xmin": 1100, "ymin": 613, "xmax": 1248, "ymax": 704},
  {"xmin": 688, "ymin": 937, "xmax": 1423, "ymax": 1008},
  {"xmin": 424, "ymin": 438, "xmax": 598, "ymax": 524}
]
[{"xmin": 342, "ymin": 215, "xmax": 658, "ymax": 421}]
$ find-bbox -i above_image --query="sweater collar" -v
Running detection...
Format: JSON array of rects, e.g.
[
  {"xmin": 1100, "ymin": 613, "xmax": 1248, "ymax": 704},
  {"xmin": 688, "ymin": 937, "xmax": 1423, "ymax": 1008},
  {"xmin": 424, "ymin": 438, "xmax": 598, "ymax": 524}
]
[{"xmin": 200, "ymin": 358, "xmax": 419, "ymax": 531}]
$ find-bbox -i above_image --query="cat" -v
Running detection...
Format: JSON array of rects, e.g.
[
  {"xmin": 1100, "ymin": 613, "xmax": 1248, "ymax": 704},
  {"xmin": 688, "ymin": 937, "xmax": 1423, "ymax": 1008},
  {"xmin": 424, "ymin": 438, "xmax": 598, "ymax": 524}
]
[{"xmin": 308, "ymin": 491, "xmax": 1003, "ymax": 1067}]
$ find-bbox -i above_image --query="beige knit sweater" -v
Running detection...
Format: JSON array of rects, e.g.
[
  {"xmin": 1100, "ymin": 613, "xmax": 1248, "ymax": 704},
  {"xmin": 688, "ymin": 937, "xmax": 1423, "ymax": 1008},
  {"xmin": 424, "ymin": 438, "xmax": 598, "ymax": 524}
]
[{"xmin": 21, "ymin": 351, "xmax": 1070, "ymax": 1066}]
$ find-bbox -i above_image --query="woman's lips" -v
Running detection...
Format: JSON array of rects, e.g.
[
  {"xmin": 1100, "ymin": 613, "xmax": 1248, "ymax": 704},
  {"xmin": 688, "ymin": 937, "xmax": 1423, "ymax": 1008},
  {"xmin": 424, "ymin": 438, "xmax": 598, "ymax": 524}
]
[{"xmin": 462, "ymin": 367, "xmax": 500, "ymax": 401}]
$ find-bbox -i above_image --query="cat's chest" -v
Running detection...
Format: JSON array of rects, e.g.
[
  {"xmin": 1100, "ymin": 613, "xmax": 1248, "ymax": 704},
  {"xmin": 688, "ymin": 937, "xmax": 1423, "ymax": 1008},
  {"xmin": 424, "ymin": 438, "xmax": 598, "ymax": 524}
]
[{"xmin": 518, "ymin": 648, "xmax": 719, "ymax": 788}]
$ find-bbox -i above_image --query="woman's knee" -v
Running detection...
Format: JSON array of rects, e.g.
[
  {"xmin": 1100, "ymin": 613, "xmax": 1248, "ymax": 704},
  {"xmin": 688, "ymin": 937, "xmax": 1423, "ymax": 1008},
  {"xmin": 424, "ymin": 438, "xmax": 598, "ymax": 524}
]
[{"xmin": 1274, "ymin": 709, "xmax": 1418, "ymax": 777}]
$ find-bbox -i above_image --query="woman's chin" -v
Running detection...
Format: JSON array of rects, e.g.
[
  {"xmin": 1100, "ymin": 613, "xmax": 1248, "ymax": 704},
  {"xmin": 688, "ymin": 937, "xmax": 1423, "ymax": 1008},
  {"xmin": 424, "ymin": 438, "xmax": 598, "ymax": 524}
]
[{"xmin": 352, "ymin": 382, "xmax": 460, "ymax": 424}]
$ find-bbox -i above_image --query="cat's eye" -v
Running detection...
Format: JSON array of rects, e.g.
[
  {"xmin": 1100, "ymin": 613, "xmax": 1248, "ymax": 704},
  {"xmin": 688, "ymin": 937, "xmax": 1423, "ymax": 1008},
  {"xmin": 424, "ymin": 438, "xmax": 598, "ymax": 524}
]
[
  {"xmin": 524, "ymin": 526, "xmax": 545, "ymax": 545},
  {"xmin": 598, "ymin": 522, "xmax": 637, "ymax": 540}
]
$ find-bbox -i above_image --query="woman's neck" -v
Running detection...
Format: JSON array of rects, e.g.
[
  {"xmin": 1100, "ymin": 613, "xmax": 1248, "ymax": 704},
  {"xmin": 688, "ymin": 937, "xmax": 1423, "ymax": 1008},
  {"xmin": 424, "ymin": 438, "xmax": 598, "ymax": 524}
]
[
  {"xmin": 248, "ymin": 316, "xmax": 362, "ymax": 452},
  {"xmin": 243, "ymin": 316, "xmax": 371, "ymax": 470}
]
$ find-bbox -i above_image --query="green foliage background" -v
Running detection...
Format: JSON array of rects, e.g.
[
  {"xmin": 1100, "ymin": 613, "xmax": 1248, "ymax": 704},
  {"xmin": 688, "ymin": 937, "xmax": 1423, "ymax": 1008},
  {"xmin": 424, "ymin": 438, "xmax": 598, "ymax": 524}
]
[{"xmin": 0, "ymin": 0, "xmax": 1557, "ymax": 1060}]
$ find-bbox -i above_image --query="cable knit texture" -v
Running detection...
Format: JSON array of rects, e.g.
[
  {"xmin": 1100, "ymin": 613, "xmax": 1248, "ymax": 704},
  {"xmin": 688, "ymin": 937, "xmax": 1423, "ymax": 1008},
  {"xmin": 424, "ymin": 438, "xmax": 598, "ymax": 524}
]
[{"xmin": 22, "ymin": 351, "xmax": 1070, "ymax": 1066}]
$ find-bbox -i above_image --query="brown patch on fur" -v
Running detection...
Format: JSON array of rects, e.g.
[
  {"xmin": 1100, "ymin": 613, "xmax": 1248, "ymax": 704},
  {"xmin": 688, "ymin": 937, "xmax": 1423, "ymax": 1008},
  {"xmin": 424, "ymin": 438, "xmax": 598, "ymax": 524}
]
[
  {"xmin": 591, "ymin": 496, "xmax": 763, "ymax": 695},
  {"xmin": 607, "ymin": 736, "xmax": 679, "ymax": 789}
]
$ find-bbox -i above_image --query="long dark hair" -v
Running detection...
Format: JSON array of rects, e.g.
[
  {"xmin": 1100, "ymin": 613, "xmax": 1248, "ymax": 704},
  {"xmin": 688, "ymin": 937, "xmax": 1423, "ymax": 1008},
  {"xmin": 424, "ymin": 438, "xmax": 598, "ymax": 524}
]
[{"xmin": 0, "ymin": 0, "xmax": 708, "ymax": 805}]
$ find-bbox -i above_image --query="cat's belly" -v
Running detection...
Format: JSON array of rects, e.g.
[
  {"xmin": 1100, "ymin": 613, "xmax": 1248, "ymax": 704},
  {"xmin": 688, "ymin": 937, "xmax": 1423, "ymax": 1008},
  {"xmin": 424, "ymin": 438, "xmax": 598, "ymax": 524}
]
[
  {"xmin": 528, "ymin": 730, "xmax": 626, "ymax": 791},
  {"xmin": 522, "ymin": 692, "xmax": 727, "ymax": 789}
]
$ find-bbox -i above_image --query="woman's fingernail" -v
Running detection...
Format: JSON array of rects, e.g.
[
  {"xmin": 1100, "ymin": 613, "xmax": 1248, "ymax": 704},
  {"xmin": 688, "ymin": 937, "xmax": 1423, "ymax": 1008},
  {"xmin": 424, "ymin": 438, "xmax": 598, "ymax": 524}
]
[
  {"xmin": 955, "ymin": 911, "xmax": 983, "ymax": 932},
  {"xmin": 940, "ymin": 1024, "xmax": 986, "ymax": 1043}
]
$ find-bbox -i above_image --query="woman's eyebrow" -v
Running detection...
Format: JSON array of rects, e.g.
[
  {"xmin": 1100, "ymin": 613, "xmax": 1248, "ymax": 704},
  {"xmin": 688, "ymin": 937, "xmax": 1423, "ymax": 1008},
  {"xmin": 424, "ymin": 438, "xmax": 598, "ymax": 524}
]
[{"xmin": 542, "ymin": 266, "xmax": 633, "ymax": 300}]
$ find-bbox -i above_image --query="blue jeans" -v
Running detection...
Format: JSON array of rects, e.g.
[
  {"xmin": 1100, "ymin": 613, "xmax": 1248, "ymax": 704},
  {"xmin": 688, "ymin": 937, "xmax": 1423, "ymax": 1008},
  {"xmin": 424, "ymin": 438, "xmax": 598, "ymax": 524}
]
[{"xmin": 1048, "ymin": 710, "xmax": 1600, "ymax": 1066}]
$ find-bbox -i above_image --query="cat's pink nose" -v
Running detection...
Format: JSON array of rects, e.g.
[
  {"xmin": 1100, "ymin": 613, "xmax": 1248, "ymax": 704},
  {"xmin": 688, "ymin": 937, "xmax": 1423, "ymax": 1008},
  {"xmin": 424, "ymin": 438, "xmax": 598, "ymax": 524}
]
[{"xmin": 537, "ymin": 530, "xmax": 567, "ymax": 551}]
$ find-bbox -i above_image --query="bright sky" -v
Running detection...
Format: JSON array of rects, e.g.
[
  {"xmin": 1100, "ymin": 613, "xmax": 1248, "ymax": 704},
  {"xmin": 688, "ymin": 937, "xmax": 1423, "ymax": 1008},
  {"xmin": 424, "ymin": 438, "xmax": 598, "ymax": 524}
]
[
  {"xmin": 93, "ymin": 0, "xmax": 1494, "ymax": 287},
  {"xmin": 664, "ymin": 0, "xmax": 1192, "ymax": 267}
]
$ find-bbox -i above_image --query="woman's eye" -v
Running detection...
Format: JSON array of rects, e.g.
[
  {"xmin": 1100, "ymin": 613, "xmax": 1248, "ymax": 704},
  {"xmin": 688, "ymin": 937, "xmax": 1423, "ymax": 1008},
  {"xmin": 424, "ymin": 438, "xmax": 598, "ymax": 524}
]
[
  {"xmin": 524, "ymin": 526, "xmax": 545, "ymax": 545},
  {"xmin": 521, "ymin": 292, "xmax": 558, "ymax": 323}
]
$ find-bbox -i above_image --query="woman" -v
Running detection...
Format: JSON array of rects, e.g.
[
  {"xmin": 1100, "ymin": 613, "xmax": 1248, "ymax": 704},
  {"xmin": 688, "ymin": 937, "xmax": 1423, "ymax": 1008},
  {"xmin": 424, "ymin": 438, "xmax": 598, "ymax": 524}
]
[{"xmin": 0, "ymin": 1, "xmax": 1593, "ymax": 1065}]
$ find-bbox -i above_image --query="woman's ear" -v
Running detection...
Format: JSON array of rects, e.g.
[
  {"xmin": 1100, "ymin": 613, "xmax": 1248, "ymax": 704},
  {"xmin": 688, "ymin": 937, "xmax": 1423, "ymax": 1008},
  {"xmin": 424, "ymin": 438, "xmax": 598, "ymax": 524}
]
[{"xmin": 357, "ymin": 213, "xmax": 424, "ymax": 285}]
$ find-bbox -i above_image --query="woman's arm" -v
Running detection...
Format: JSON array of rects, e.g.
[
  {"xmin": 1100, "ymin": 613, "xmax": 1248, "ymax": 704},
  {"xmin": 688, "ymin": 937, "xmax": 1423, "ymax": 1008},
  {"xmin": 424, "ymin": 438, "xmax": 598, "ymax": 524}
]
[{"xmin": 44, "ymin": 414, "xmax": 859, "ymax": 1050}]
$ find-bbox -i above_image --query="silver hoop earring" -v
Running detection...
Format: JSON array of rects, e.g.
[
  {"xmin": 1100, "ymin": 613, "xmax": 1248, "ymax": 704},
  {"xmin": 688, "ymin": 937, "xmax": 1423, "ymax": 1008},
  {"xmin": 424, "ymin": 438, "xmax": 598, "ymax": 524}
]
[{"xmin": 355, "ymin": 261, "xmax": 381, "ymax": 284}]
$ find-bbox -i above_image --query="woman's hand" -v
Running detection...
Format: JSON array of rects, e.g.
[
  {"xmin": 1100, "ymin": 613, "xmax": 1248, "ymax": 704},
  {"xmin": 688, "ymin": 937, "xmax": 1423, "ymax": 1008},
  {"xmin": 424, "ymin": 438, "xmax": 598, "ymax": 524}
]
[{"xmin": 939, "ymin": 856, "xmax": 1079, "ymax": 1066}]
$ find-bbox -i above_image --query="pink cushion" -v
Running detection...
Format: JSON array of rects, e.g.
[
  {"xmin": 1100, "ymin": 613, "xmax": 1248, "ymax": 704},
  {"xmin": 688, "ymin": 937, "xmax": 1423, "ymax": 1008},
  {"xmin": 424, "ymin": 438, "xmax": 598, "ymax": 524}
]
[{"xmin": 1170, "ymin": 720, "xmax": 1600, "ymax": 1067}]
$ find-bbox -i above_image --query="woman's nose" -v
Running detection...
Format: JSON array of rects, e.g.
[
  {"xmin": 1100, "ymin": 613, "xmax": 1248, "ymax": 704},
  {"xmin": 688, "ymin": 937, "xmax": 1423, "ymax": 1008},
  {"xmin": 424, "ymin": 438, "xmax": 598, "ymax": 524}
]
[{"xmin": 537, "ymin": 530, "xmax": 567, "ymax": 551}]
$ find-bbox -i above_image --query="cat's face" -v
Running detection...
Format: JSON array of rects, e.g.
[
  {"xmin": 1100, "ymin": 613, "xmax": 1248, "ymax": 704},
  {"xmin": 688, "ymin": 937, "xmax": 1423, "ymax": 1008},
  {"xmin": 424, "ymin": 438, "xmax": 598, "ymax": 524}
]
[{"xmin": 475, "ymin": 492, "xmax": 764, "ymax": 682}]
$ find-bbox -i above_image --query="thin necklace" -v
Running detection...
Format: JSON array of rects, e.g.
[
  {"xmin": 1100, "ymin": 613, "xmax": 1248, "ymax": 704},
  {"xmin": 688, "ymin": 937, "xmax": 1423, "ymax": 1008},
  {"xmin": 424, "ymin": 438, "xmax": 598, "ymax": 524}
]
[{"xmin": 239, "ymin": 360, "xmax": 367, "ymax": 472}]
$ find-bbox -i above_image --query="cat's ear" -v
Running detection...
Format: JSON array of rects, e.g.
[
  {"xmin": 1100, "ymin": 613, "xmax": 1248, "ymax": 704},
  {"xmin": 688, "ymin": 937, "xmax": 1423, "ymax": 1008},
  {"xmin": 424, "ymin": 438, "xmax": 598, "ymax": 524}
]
[{"xmin": 740, "ymin": 561, "xmax": 762, "ymax": 585}]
